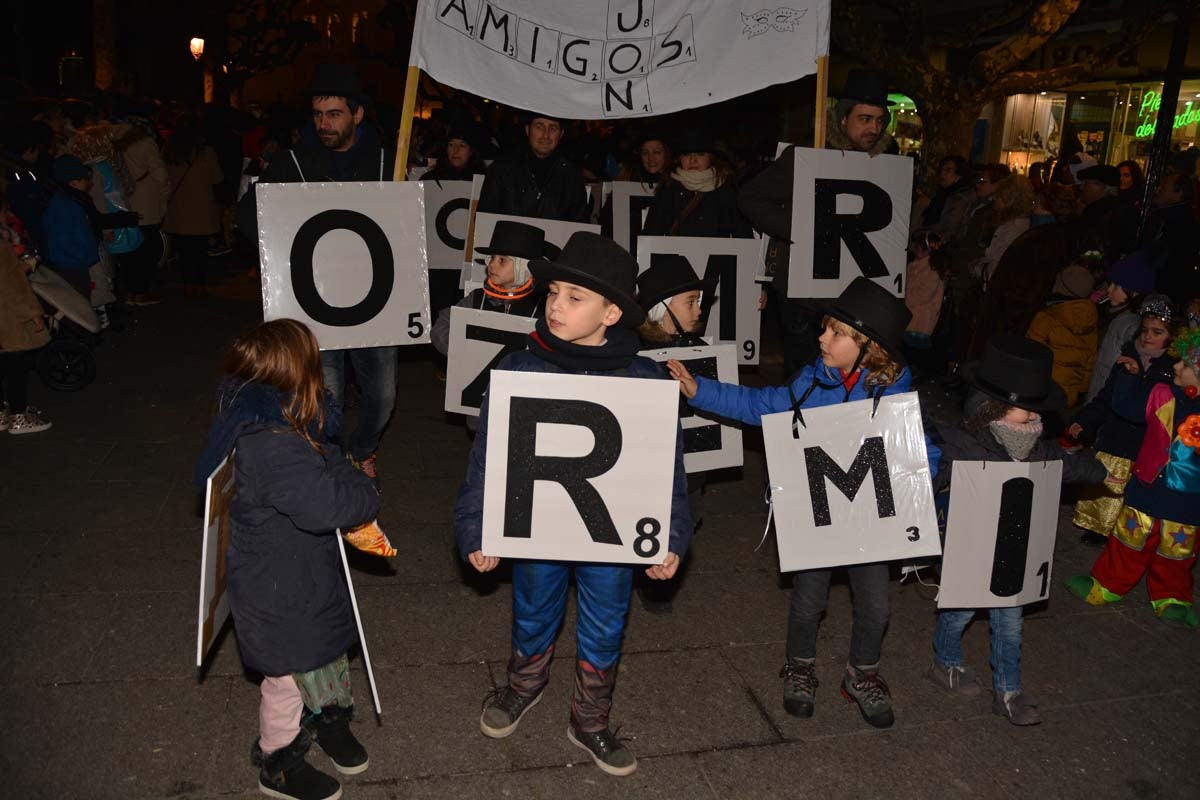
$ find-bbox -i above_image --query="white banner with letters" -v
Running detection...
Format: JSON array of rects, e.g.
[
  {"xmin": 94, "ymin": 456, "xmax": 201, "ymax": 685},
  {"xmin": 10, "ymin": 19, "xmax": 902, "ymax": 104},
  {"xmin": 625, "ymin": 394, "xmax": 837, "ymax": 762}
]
[
  {"xmin": 445, "ymin": 306, "xmax": 538, "ymax": 416},
  {"xmin": 637, "ymin": 236, "xmax": 763, "ymax": 364},
  {"xmin": 258, "ymin": 182, "xmax": 430, "ymax": 350},
  {"xmin": 423, "ymin": 180, "xmax": 474, "ymax": 271},
  {"xmin": 463, "ymin": 211, "xmax": 599, "ymax": 285},
  {"xmin": 639, "ymin": 344, "xmax": 742, "ymax": 473},
  {"xmin": 938, "ymin": 461, "xmax": 1063, "ymax": 609},
  {"xmin": 196, "ymin": 453, "xmax": 235, "ymax": 668},
  {"xmin": 787, "ymin": 147, "xmax": 913, "ymax": 299},
  {"xmin": 411, "ymin": 1, "xmax": 830, "ymax": 119},
  {"xmin": 762, "ymin": 392, "xmax": 940, "ymax": 572},
  {"xmin": 482, "ymin": 370, "xmax": 678, "ymax": 564}
]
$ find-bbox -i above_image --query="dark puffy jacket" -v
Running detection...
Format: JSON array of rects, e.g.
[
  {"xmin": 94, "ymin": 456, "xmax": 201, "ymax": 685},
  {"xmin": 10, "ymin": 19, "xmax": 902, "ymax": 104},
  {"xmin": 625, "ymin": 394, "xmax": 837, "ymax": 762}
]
[
  {"xmin": 934, "ymin": 425, "xmax": 1107, "ymax": 493},
  {"xmin": 476, "ymin": 146, "xmax": 590, "ymax": 223},
  {"xmin": 453, "ymin": 335, "xmax": 693, "ymax": 559},
  {"xmin": 642, "ymin": 179, "xmax": 749, "ymax": 239},
  {"xmin": 236, "ymin": 122, "xmax": 396, "ymax": 242},
  {"xmin": 1071, "ymin": 341, "xmax": 1176, "ymax": 459},
  {"xmin": 195, "ymin": 380, "xmax": 380, "ymax": 675}
]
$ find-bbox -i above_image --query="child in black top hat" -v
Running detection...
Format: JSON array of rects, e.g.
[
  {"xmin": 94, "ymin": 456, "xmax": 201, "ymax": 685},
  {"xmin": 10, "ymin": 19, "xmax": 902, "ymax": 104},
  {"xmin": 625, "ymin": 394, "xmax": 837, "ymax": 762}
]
[
  {"xmin": 635, "ymin": 254, "xmax": 715, "ymax": 347},
  {"xmin": 667, "ymin": 277, "xmax": 939, "ymax": 729},
  {"xmin": 453, "ymin": 232, "xmax": 692, "ymax": 777},
  {"xmin": 930, "ymin": 336, "xmax": 1106, "ymax": 726},
  {"xmin": 430, "ymin": 221, "xmax": 557, "ymax": 355}
]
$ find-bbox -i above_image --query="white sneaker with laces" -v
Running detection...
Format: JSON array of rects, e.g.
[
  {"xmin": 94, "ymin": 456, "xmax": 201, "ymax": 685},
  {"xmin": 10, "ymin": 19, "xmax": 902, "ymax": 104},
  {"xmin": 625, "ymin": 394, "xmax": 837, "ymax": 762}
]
[{"xmin": 8, "ymin": 408, "xmax": 52, "ymax": 435}]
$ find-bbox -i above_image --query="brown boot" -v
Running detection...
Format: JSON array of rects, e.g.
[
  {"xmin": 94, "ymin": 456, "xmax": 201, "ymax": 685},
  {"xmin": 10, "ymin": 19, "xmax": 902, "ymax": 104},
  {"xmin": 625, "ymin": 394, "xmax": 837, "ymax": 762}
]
[
  {"xmin": 567, "ymin": 660, "xmax": 636, "ymax": 776},
  {"xmin": 479, "ymin": 647, "xmax": 553, "ymax": 738}
]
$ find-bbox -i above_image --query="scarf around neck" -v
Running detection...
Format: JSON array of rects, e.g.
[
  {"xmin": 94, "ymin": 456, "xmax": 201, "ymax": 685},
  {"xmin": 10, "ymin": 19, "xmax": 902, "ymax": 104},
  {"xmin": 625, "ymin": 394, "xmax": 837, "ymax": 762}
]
[
  {"xmin": 527, "ymin": 317, "xmax": 641, "ymax": 372},
  {"xmin": 989, "ymin": 418, "xmax": 1044, "ymax": 462},
  {"xmin": 1135, "ymin": 339, "xmax": 1167, "ymax": 371},
  {"xmin": 672, "ymin": 167, "xmax": 718, "ymax": 192}
]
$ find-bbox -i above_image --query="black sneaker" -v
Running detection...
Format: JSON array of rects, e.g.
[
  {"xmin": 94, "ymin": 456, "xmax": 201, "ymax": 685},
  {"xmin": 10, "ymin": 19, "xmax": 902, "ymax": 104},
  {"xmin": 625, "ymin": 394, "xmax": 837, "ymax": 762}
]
[
  {"xmin": 1079, "ymin": 531, "xmax": 1108, "ymax": 547},
  {"xmin": 566, "ymin": 725, "xmax": 637, "ymax": 776},
  {"xmin": 480, "ymin": 686, "xmax": 543, "ymax": 738},
  {"xmin": 302, "ymin": 705, "xmax": 368, "ymax": 775},
  {"xmin": 780, "ymin": 658, "xmax": 819, "ymax": 717},
  {"xmin": 840, "ymin": 665, "xmax": 895, "ymax": 728},
  {"xmin": 257, "ymin": 730, "xmax": 342, "ymax": 800}
]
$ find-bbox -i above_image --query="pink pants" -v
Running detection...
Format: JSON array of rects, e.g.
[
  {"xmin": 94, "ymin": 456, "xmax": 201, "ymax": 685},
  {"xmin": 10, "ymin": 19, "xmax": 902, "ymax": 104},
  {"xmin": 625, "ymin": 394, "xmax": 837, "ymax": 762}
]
[{"xmin": 259, "ymin": 675, "xmax": 304, "ymax": 754}]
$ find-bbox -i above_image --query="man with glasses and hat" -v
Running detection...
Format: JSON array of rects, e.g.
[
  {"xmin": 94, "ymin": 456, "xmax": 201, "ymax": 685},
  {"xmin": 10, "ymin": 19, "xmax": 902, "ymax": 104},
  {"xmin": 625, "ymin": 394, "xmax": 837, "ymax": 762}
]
[
  {"xmin": 236, "ymin": 64, "xmax": 398, "ymax": 489},
  {"xmin": 739, "ymin": 69, "xmax": 901, "ymax": 376}
]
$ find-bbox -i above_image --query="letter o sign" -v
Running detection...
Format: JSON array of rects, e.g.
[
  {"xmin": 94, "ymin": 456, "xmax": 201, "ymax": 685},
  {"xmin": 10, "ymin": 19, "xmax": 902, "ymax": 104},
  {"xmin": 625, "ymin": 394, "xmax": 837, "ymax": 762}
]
[{"xmin": 290, "ymin": 209, "xmax": 394, "ymax": 327}]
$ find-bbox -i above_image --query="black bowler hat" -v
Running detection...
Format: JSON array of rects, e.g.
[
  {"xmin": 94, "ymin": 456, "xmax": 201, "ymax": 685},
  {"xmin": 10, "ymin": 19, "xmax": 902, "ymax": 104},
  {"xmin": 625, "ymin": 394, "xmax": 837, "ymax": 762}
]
[
  {"xmin": 961, "ymin": 336, "xmax": 1066, "ymax": 412},
  {"xmin": 636, "ymin": 255, "xmax": 717, "ymax": 312},
  {"xmin": 530, "ymin": 232, "xmax": 646, "ymax": 328},
  {"xmin": 839, "ymin": 69, "xmax": 896, "ymax": 108},
  {"xmin": 1077, "ymin": 164, "xmax": 1120, "ymax": 188},
  {"xmin": 307, "ymin": 64, "xmax": 370, "ymax": 108},
  {"xmin": 675, "ymin": 127, "xmax": 716, "ymax": 156},
  {"xmin": 474, "ymin": 221, "xmax": 560, "ymax": 263},
  {"xmin": 825, "ymin": 277, "xmax": 911, "ymax": 364}
]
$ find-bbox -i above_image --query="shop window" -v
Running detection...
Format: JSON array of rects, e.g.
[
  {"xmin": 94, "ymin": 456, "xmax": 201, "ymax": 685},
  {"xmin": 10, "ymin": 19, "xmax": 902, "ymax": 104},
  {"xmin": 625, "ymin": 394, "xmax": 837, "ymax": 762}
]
[{"xmin": 999, "ymin": 92, "xmax": 1065, "ymax": 175}]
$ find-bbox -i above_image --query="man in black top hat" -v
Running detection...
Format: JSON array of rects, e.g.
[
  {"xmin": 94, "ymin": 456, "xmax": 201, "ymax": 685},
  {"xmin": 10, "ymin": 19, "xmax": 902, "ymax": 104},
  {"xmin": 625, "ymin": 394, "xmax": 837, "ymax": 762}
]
[
  {"xmin": 476, "ymin": 111, "xmax": 590, "ymax": 223},
  {"xmin": 738, "ymin": 69, "xmax": 901, "ymax": 376},
  {"xmin": 235, "ymin": 64, "xmax": 399, "ymax": 490}
]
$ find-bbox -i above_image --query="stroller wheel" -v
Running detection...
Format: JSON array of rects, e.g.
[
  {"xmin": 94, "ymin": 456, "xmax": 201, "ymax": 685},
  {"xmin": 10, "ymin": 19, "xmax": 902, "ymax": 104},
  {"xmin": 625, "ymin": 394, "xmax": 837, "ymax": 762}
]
[{"xmin": 38, "ymin": 338, "xmax": 97, "ymax": 391}]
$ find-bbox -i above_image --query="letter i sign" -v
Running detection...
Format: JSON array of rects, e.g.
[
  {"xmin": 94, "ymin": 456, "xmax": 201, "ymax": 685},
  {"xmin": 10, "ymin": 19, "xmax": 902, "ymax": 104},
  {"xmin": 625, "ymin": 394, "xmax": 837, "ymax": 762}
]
[{"xmin": 479, "ymin": 370, "xmax": 680, "ymax": 565}]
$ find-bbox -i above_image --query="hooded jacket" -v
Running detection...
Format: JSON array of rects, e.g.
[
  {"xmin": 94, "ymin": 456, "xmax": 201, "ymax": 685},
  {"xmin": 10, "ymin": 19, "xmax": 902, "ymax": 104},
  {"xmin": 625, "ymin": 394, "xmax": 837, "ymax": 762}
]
[
  {"xmin": 1026, "ymin": 297, "xmax": 1099, "ymax": 408},
  {"xmin": 194, "ymin": 379, "xmax": 379, "ymax": 675}
]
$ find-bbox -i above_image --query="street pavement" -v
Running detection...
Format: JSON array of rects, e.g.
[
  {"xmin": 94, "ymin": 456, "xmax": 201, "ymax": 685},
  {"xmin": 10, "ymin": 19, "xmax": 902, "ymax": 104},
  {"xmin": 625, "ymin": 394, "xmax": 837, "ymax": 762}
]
[{"xmin": 1, "ymin": 268, "xmax": 1198, "ymax": 800}]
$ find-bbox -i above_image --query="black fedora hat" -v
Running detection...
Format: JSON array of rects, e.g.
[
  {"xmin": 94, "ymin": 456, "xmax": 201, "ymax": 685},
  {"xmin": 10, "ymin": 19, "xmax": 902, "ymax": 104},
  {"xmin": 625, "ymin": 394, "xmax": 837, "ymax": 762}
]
[
  {"xmin": 530, "ymin": 232, "xmax": 646, "ymax": 328},
  {"xmin": 474, "ymin": 220, "xmax": 561, "ymax": 263},
  {"xmin": 675, "ymin": 127, "xmax": 716, "ymax": 156},
  {"xmin": 825, "ymin": 277, "xmax": 911, "ymax": 364},
  {"xmin": 961, "ymin": 336, "xmax": 1066, "ymax": 412},
  {"xmin": 307, "ymin": 64, "xmax": 370, "ymax": 107},
  {"xmin": 636, "ymin": 254, "xmax": 717, "ymax": 312},
  {"xmin": 839, "ymin": 69, "xmax": 896, "ymax": 108}
]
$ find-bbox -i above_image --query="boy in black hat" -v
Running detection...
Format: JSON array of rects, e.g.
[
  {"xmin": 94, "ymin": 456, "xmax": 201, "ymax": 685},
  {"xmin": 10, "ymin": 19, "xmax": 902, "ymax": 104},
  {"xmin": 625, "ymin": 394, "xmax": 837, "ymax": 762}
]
[
  {"xmin": 635, "ymin": 254, "xmax": 715, "ymax": 347},
  {"xmin": 667, "ymin": 277, "xmax": 938, "ymax": 729},
  {"xmin": 429, "ymin": 220, "xmax": 557, "ymax": 355},
  {"xmin": 453, "ymin": 232, "xmax": 692, "ymax": 776},
  {"xmin": 930, "ymin": 336, "xmax": 1107, "ymax": 726}
]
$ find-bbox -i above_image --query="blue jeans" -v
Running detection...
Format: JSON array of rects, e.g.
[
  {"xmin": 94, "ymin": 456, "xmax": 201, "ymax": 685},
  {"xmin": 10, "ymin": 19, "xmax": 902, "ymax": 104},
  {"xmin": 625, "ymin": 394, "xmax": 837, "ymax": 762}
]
[
  {"xmin": 512, "ymin": 561, "xmax": 633, "ymax": 669},
  {"xmin": 320, "ymin": 347, "xmax": 398, "ymax": 461},
  {"xmin": 933, "ymin": 606, "xmax": 1024, "ymax": 693}
]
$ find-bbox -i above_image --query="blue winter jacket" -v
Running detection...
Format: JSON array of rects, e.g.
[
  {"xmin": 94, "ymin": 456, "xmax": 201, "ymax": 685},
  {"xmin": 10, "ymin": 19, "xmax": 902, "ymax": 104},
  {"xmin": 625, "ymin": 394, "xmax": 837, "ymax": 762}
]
[
  {"xmin": 690, "ymin": 359, "xmax": 941, "ymax": 476},
  {"xmin": 454, "ymin": 348, "xmax": 693, "ymax": 561},
  {"xmin": 42, "ymin": 190, "xmax": 98, "ymax": 271}
]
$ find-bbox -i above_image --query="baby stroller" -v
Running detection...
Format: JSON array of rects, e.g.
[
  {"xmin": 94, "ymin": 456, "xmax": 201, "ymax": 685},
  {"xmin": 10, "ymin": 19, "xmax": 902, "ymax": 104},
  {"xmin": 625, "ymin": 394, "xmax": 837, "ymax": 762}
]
[{"xmin": 27, "ymin": 264, "xmax": 100, "ymax": 391}]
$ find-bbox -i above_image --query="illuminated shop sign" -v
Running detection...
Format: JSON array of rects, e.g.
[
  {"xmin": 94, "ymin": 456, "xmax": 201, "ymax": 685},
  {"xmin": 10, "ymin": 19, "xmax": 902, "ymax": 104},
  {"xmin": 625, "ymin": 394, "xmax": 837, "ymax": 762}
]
[{"xmin": 1136, "ymin": 90, "xmax": 1200, "ymax": 138}]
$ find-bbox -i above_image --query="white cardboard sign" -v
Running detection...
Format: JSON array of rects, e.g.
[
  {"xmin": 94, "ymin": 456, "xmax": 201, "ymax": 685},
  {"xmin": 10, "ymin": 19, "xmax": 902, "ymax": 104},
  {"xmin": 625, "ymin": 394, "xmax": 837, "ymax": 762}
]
[
  {"xmin": 482, "ymin": 370, "xmax": 679, "ymax": 564},
  {"xmin": 257, "ymin": 182, "xmax": 431, "ymax": 350},
  {"xmin": 762, "ymin": 392, "xmax": 940, "ymax": 571},
  {"xmin": 938, "ymin": 461, "xmax": 1064, "ymax": 609},
  {"xmin": 786, "ymin": 147, "xmax": 913, "ymax": 299},
  {"xmin": 196, "ymin": 453, "xmax": 235, "ymax": 668},
  {"xmin": 422, "ymin": 180, "xmax": 474, "ymax": 271},
  {"xmin": 445, "ymin": 306, "xmax": 538, "ymax": 416},
  {"xmin": 637, "ymin": 236, "xmax": 763, "ymax": 364},
  {"xmin": 461, "ymin": 211, "xmax": 599, "ymax": 286},
  {"xmin": 638, "ymin": 344, "xmax": 743, "ymax": 473},
  {"xmin": 610, "ymin": 180, "xmax": 657, "ymax": 257}
]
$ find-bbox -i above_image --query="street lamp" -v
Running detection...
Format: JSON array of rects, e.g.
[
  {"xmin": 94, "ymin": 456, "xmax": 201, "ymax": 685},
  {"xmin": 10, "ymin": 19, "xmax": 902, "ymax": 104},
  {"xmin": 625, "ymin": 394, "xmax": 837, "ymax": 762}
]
[{"xmin": 190, "ymin": 37, "xmax": 205, "ymax": 61}]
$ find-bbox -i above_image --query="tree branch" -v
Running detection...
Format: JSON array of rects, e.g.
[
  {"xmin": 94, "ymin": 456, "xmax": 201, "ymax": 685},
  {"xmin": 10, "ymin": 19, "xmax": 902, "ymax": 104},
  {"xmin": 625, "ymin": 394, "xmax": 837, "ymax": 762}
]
[
  {"xmin": 970, "ymin": 0, "xmax": 1082, "ymax": 83},
  {"xmin": 927, "ymin": 0, "xmax": 1038, "ymax": 50},
  {"xmin": 832, "ymin": 5, "xmax": 933, "ymax": 100}
]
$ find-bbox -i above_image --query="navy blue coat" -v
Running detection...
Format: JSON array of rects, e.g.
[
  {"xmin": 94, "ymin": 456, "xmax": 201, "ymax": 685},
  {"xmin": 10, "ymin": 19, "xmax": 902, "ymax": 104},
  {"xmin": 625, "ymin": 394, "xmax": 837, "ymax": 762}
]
[
  {"xmin": 454, "ymin": 346, "xmax": 693, "ymax": 561},
  {"xmin": 1071, "ymin": 342, "xmax": 1175, "ymax": 459},
  {"xmin": 196, "ymin": 381, "xmax": 380, "ymax": 676}
]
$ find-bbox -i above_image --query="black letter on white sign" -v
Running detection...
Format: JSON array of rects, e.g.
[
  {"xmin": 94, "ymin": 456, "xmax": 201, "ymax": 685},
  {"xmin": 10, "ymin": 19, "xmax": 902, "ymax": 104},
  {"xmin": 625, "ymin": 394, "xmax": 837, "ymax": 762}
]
[
  {"xmin": 290, "ymin": 210, "xmax": 393, "ymax": 327},
  {"xmin": 460, "ymin": 325, "xmax": 528, "ymax": 409},
  {"xmin": 989, "ymin": 477, "xmax": 1034, "ymax": 597},
  {"xmin": 435, "ymin": 197, "xmax": 470, "ymax": 251},
  {"xmin": 616, "ymin": 0, "xmax": 647, "ymax": 33},
  {"xmin": 439, "ymin": 0, "xmax": 474, "ymax": 34},
  {"xmin": 677, "ymin": 356, "xmax": 722, "ymax": 455},
  {"xmin": 505, "ymin": 398, "xmax": 623, "ymax": 545},
  {"xmin": 803, "ymin": 437, "xmax": 896, "ymax": 527},
  {"xmin": 479, "ymin": 4, "xmax": 512, "ymax": 53},
  {"xmin": 812, "ymin": 179, "xmax": 892, "ymax": 280}
]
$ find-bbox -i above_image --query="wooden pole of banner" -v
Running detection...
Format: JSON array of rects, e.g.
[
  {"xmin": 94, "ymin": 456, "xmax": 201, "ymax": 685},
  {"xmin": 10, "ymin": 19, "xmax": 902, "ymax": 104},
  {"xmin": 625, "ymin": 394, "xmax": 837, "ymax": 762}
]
[
  {"xmin": 393, "ymin": 65, "xmax": 422, "ymax": 181},
  {"xmin": 813, "ymin": 55, "xmax": 829, "ymax": 149}
]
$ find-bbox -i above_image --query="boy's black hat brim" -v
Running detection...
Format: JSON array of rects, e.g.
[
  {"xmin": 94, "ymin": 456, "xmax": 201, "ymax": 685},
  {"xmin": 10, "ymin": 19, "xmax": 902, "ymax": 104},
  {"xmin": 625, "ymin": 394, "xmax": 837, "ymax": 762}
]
[
  {"xmin": 823, "ymin": 304, "xmax": 908, "ymax": 365},
  {"xmin": 960, "ymin": 362, "xmax": 1066, "ymax": 412},
  {"xmin": 529, "ymin": 261, "xmax": 646, "ymax": 328},
  {"xmin": 638, "ymin": 275, "xmax": 718, "ymax": 312},
  {"xmin": 475, "ymin": 242, "xmax": 561, "ymax": 261}
]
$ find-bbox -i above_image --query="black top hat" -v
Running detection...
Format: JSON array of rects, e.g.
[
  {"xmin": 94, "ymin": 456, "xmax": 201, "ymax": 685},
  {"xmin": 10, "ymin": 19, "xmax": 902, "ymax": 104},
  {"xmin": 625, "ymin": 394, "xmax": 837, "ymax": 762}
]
[
  {"xmin": 1076, "ymin": 164, "xmax": 1120, "ymax": 188},
  {"xmin": 675, "ymin": 127, "xmax": 717, "ymax": 156},
  {"xmin": 530, "ymin": 232, "xmax": 646, "ymax": 328},
  {"xmin": 961, "ymin": 336, "xmax": 1066, "ymax": 412},
  {"xmin": 307, "ymin": 64, "xmax": 370, "ymax": 107},
  {"xmin": 825, "ymin": 277, "xmax": 911, "ymax": 364},
  {"xmin": 474, "ymin": 221, "xmax": 561, "ymax": 263},
  {"xmin": 839, "ymin": 69, "xmax": 895, "ymax": 108},
  {"xmin": 636, "ymin": 255, "xmax": 716, "ymax": 312}
]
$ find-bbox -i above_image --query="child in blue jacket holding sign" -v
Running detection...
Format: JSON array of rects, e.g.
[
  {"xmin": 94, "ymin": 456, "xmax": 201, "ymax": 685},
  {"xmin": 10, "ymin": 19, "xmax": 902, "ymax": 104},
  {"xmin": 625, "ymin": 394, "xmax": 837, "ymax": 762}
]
[
  {"xmin": 668, "ymin": 277, "xmax": 936, "ymax": 729},
  {"xmin": 453, "ymin": 232, "xmax": 691, "ymax": 777}
]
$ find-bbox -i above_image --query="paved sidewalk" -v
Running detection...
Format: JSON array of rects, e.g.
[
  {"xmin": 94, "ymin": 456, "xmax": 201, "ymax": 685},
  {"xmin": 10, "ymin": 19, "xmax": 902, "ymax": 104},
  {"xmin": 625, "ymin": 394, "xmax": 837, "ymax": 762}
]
[{"xmin": 1, "ymin": 275, "xmax": 1197, "ymax": 800}]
